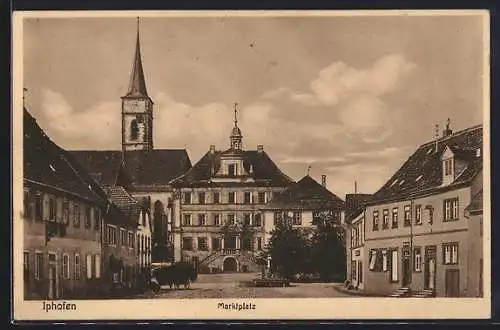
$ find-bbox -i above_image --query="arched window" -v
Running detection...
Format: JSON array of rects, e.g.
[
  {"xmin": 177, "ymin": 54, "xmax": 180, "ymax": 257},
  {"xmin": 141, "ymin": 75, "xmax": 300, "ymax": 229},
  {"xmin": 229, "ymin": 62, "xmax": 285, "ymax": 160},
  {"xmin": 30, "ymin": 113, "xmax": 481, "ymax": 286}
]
[{"xmin": 130, "ymin": 119, "xmax": 139, "ymax": 140}]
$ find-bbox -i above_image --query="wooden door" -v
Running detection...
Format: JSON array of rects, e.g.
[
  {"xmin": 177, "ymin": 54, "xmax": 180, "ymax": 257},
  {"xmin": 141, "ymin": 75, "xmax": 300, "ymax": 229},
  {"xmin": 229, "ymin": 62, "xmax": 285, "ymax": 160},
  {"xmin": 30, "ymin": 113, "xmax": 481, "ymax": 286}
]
[
  {"xmin": 402, "ymin": 258, "xmax": 411, "ymax": 287},
  {"xmin": 445, "ymin": 269, "xmax": 460, "ymax": 297}
]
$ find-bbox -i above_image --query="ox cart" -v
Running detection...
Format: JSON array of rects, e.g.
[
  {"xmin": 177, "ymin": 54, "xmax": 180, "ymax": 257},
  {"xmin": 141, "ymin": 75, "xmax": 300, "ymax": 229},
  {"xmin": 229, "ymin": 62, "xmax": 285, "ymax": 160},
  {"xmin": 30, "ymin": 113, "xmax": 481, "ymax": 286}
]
[{"xmin": 150, "ymin": 262, "xmax": 198, "ymax": 293}]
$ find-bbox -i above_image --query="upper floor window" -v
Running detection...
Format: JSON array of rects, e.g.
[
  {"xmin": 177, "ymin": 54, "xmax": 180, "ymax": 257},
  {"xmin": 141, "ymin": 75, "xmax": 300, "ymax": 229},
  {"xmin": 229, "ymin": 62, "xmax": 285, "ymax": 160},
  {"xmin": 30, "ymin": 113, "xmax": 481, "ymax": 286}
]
[
  {"xmin": 228, "ymin": 164, "xmax": 237, "ymax": 177},
  {"xmin": 35, "ymin": 193, "xmax": 43, "ymax": 221},
  {"xmin": 258, "ymin": 192, "xmax": 266, "ymax": 204},
  {"xmin": 373, "ymin": 211, "xmax": 379, "ymax": 231},
  {"xmin": 107, "ymin": 225, "xmax": 117, "ymax": 245},
  {"xmin": 228, "ymin": 192, "xmax": 236, "ymax": 204},
  {"xmin": 213, "ymin": 214, "xmax": 221, "ymax": 226},
  {"xmin": 49, "ymin": 198, "xmax": 56, "ymax": 220},
  {"xmin": 198, "ymin": 214, "xmax": 206, "ymax": 226},
  {"xmin": 130, "ymin": 119, "xmax": 139, "ymax": 140},
  {"xmin": 443, "ymin": 198, "xmax": 459, "ymax": 221},
  {"xmin": 183, "ymin": 214, "xmax": 192, "ymax": 226},
  {"xmin": 85, "ymin": 206, "xmax": 91, "ymax": 229},
  {"xmin": 382, "ymin": 209, "xmax": 389, "ymax": 229},
  {"xmin": 73, "ymin": 204, "xmax": 80, "ymax": 227},
  {"xmin": 244, "ymin": 192, "xmax": 252, "ymax": 204},
  {"xmin": 444, "ymin": 158, "xmax": 453, "ymax": 176},
  {"xmin": 254, "ymin": 213, "xmax": 262, "ymax": 227},
  {"xmin": 198, "ymin": 192, "xmax": 206, "ymax": 204},
  {"xmin": 62, "ymin": 200, "xmax": 69, "ymax": 225},
  {"xmin": 244, "ymin": 214, "xmax": 251, "ymax": 226},
  {"xmin": 213, "ymin": 192, "xmax": 220, "ymax": 204},
  {"xmin": 392, "ymin": 208, "xmax": 399, "ymax": 229},
  {"xmin": 413, "ymin": 247, "xmax": 422, "ymax": 272},
  {"xmin": 403, "ymin": 205, "xmax": 411, "ymax": 227},
  {"xmin": 120, "ymin": 228, "xmax": 127, "ymax": 246},
  {"xmin": 94, "ymin": 208, "xmax": 100, "ymax": 231},
  {"xmin": 443, "ymin": 242, "xmax": 459, "ymax": 265},
  {"xmin": 274, "ymin": 211, "xmax": 283, "ymax": 225},
  {"xmin": 415, "ymin": 205, "xmax": 422, "ymax": 225},
  {"xmin": 228, "ymin": 214, "xmax": 236, "ymax": 225},
  {"xmin": 183, "ymin": 192, "xmax": 192, "ymax": 204},
  {"xmin": 293, "ymin": 212, "xmax": 302, "ymax": 226}
]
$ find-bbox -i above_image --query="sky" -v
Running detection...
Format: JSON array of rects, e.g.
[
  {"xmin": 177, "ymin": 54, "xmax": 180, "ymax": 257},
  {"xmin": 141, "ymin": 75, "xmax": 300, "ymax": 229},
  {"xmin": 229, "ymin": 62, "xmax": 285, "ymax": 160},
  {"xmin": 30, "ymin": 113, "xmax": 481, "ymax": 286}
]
[{"xmin": 23, "ymin": 13, "xmax": 485, "ymax": 198}]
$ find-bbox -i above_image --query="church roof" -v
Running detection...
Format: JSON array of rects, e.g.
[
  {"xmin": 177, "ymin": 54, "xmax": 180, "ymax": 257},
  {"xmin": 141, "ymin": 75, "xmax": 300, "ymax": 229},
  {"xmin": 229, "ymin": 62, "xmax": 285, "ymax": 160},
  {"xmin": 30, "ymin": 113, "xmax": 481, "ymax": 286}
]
[
  {"xmin": 370, "ymin": 125, "xmax": 482, "ymax": 204},
  {"xmin": 262, "ymin": 175, "xmax": 345, "ymax": 211},
  {"xmin": 171, "ymin": 149, "xmax": 293, "ymax": 188},
  {"xmin": 123, "ymin": 21, "xmax": 149, "ymax": 98},
  {"xmin": 70, "ymin": 149, "xmax": 192, "ymax": 190},
  {"xmin": 23, "ymin": 108, "xmax": 109, "ymax": 205}
]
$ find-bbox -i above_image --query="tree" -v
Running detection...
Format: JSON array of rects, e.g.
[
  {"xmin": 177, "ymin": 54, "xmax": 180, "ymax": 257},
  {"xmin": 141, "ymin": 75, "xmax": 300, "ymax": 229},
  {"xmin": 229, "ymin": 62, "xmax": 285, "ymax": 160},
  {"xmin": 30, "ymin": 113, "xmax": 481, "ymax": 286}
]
[
  {"xmin": 310, "ymin": 215, "xmax": 346, "ymax": 282},
  {"xmin": 265, "ymin": 219, "xmax": 310, "ymax": 279}
]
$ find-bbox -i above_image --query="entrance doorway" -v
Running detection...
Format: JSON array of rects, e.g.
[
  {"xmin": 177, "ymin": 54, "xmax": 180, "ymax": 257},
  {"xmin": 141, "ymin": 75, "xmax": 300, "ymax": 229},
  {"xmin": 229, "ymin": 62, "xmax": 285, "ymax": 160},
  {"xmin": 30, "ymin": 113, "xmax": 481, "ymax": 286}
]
[
  {"xmin": 402, "ymin": 258, "xmax": 411, "ymax": 287},
  {"xmin": 223, "ymin": 257, "xmax": 238, "ymax": 272},
  {"xmin": 224, "ymin": 236, "xmax": 236, "ymax": 250},
  {"xmin": 445, "ymin": 269, "xmax": 460, "ymax": 297},
  {"xmin": 424, "ymin": 246, "xmax": 437, "ymax": 291},
  {"xmin": 48, "ymin": 253, "xmax": 57, "ymax": 300}
]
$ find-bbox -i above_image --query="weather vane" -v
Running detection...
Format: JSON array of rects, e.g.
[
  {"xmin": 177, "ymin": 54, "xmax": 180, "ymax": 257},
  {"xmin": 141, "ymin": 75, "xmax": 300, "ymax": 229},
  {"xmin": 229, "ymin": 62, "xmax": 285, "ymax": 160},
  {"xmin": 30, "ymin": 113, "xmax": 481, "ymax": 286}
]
[{"xmin": 234, "ymin": 102, "xmax": 238, "ymax": 126}]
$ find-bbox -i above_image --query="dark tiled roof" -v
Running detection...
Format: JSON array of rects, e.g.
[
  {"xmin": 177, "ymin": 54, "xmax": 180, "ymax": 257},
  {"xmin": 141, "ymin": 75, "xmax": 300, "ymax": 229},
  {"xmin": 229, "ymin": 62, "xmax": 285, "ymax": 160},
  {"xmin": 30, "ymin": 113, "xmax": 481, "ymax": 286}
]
[
  {"xmin": 345, "ymin": 193, "xmax": 374, "ymax": 223},
  {"xmin": 70, "ymin": 149, "xmax": 192, "ymax": 189},
  {"xmin": 24, "ymin": 108, "xmax": 109, "ymax": 205},
  {"xmin": 263, "ymin": 175, "xmax": 345, "ymax": 211},
  {"xmin": 171, "ymin": 149, "xmax": 293, "ymax": 188},
  {"xmin": 371, "ymin": 125, "xmax": 483, "ymax": 203},
  {"xmin": 466, "ymin": 189, "xmax": 483, "ymax": 215},
  {"xmin": 102, "ymin": 185, "xmax": 141, "ymax": 224}
]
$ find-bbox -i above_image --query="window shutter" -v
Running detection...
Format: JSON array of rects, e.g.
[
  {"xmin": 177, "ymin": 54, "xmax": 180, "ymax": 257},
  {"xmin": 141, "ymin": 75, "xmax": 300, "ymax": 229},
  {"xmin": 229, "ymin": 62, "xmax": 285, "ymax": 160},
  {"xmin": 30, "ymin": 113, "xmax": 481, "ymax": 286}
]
[{"xmin": 387, "ymin": 249, "xmax": 393, "ymax": 279}]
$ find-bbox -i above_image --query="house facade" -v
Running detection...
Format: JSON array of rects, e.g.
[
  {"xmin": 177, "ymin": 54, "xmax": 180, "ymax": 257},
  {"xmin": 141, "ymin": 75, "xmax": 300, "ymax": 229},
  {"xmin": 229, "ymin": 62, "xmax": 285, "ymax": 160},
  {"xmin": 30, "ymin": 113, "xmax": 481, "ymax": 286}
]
[
  {"xmin": 70, "ymin": 21, "xmax": 192, "ymax": 265},
  {"xmin": 170, "ymin": 109, "xmax": 293, "ymax": 273},
  {"xmin": 23, "ymin": 109, "xmax": 107, "ymax": 300},
  {"xmin": 362, "ymin": 123, "xmax": 483, "ymax": 297}
]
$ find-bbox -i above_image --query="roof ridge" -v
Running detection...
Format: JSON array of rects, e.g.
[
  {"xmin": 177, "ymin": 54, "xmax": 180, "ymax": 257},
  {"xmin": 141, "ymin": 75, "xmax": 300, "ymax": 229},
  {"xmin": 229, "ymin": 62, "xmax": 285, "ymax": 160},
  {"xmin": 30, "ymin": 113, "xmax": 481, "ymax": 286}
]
[{"xmin": 419, "ymin": 124, "xmax": 482, "ymax": 148}]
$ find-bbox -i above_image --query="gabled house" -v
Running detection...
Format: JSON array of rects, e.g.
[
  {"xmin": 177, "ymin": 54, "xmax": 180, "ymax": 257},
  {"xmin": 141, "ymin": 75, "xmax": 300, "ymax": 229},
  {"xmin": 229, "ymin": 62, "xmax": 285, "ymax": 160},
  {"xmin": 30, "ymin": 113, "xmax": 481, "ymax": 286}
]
[{"xmin": 362, "ymin": 122, "xmax": 483, "ymax": 297}]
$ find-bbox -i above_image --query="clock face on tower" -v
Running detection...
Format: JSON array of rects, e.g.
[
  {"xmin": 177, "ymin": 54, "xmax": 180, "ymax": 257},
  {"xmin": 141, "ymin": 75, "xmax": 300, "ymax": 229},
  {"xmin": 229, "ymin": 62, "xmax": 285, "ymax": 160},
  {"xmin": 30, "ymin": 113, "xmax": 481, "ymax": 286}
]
[{"xmin": 124, "ymin": 99, "xmax": 147, "ymax": 113}]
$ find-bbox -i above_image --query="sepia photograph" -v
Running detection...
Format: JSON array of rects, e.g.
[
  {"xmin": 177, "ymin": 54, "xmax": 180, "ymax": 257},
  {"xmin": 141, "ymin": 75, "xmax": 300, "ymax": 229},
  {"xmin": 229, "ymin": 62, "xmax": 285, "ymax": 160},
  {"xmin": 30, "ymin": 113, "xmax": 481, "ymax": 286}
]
[{"xmin": 12, "ymin": 10, "xmax": 490, "ymax": 320}]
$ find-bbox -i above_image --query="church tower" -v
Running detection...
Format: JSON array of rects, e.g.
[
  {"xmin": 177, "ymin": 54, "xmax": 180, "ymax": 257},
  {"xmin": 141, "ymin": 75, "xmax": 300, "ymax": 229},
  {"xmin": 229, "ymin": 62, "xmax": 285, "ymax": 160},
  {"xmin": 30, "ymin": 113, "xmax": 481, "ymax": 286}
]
[{"xmin": 121, "ymin": 18, "xmax": 154, "ymax": 152}]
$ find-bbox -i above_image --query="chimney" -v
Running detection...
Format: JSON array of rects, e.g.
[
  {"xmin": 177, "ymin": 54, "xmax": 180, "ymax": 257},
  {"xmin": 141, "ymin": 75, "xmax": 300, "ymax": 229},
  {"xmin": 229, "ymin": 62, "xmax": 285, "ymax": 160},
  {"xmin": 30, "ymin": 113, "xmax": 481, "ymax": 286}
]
[
  {"xmin": 442, "ymin": 118, "xmax": 453, "ymax": 138},
  {"xmin": 354, "ymin": 180, "xmax": 358, "ymax": 194},
  {"xmin": 209, "ymin": 145, "xmax": 215, "ymax": 154},
  {"xmin": 257, "ymin": 145, "xmax": 264, "ymax": 153},
  {"xmin": 321, "ymin": 175, "xmax": 327, "ymax": 188}
]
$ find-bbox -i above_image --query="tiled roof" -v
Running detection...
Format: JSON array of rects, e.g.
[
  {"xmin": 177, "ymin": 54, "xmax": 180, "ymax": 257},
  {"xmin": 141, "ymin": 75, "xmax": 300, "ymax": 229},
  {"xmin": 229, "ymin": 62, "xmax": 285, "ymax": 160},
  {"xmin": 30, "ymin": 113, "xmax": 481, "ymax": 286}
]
[
  {"xmin": 70, "ymin": 149, "xmax": 192, "ymax": 189},
  {"xmin": 345, "ymin": 193, "xmax": 373, "ymax": 223},
  {"xmin": 102, "ymin": 185, "xmax": 141, "ymax": 224},
  {"xmin": 263, "ymin": 175, "xmax": 345, "ymax": 211},
  {"xmin": 124, "ymin": 25, "xmax": 149, "ymax": 98},
  {"xmin": 24, "ymin": 108, "xmax": 109, "ymax": 205},
  {"xmin": 371, "ymin": 125, "xmax": 482, "ymax": 203},
  {"xmin": 466, "ymin": 189, "xmax": 483, "ymax": 215},
  {"xmin": 171, "ymin": 149, "xmax": 294, "ymax": 188}
]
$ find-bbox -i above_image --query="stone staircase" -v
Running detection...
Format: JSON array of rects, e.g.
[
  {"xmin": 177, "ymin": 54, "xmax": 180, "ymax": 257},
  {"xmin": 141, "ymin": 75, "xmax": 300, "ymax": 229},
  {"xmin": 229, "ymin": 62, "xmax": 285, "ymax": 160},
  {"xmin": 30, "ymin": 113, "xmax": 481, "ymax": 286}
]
[
  {"xmin": 411, "ymin": 289, "xmax": 435, "ymax": 298},
  {"xmin": 389, "ymin": 287, "xmax": 435, "ymax": 298},
  {"xmin": 389, "ymin": 287, "xmax": 411, "ymax": 297}
]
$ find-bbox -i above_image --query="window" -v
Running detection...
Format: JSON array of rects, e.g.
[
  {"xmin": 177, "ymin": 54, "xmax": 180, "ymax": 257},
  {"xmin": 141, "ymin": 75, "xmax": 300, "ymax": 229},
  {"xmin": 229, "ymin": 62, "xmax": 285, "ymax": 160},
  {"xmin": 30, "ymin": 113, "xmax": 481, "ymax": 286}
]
[
  {"xmin": 49, "ymin": 198, "xmax": 56, "ymax": 220},
  {"xmin": 390, "ymin": 250, "xmax": 398, "ymax": 282},
  {"xmin": 128, "ymin": 232, "xmax": 134, "ymax": 248},
  {"xmin": 85, "ymin": 206, "xmax": 91, "ymax": 229},
  {"xmin": 94, "ymin": 208, "xmax": 100, "ymax": 230},
  {"xmin": 107, "ymin": 225, "xmax": 117, "ymax": 245},
  {"xmin": 244, "ymin": 214, "xmax": 251, "ymax": 226},
  {"xmin": 391, "ymin": 208, "xmax": 398, "ymax": 229},
  {"xmin": 382, "ymin": 250, "xmax": 388, "ymax": 272},
  {"xmin": 198, "ymin": 214, "xmax": 206, "ymax": 226},
  {"xmin": 86, "ymin": 254, "xmax": 92, "ymax": 279},
  {"xmin": 257, "ymin": 237, "xmax": 263, "ymax": 250},
  {"xmin": 359, "ymin": 261, "xmax": 363, "ymax": 283},
  {"xmin": 242, "ymin": 238, "xmax": 252, "ymax": 251},
  {"xmin": 130, "ymin": 119, "xmax": 139, "ymax": 140},
  {"xmin": 228, "ymin": 192, "xmax": 236, "ymax": 204},
  {"xmin": 244, "ymin": 192, "xmax": 252, "ymax": 204},
  {"xmin": 415, "ymin": 205, "xmax": 422, "ymax": 225},
  {"xmin": 413, "ymin": 248, "xmax": 422, "ymax": 272},
  {"xmin": 293, "ymin": 212, "xmax": 302, "ymax": 225},
  {"xmin": 369, "ymin": 250, "xmax": 377, "ymax": 271},
  {"xmin": 120, "ymin": 228, "xmax": 127, "ymax": 246},
  {"xmin": 62, "ymin": 200, "xmax": 69, "ymax": 224},
  {"xmin": 444, "ymin": 158, "xmax": 453, "ymax": 176},
  {"xmin": 197, "ymin": 237, "xmax": 208, "ymax": 251},
  {"xmin": 254, "ymin": 213, "xmax": 262, "ymax": 227},
  {"xmin": 182, "ymin": 237, "xmax": 193, "ymax": 251},
  {"xmin": 273, "ymin": 211, "xmax": 283, "ymax": 225},
  {"xmin": 198, "ymin": 192, "xmax": 206, "ymax": 204},
  {"xmin": 35, "ymin": 193, "xmax": 43, "ymax": 221},
  {"xmin": 443, "ymin": 198, "xmax": 459, "ymax": 221},
  {"xmin": 95, "ymin": 255, "xmax": 101, "ymax": 279},
  {"xmin": 480, "ymin": 217, "xmax": 483, "ymax": 236},
  {"xmin": 74, "ymin": 254, "xmax": 80, "ymax": 280},
  {"xmin": 62, "ymin": 254, "xmax": 69, "ymax": 279},
  {"xmin": 404, "ymin": 205, "xmax": 411, "ymax": 226},
  {"xmin": 73, "ymin": 204, "xmax": 80, "ymax": 227},
  {"xmin": 212, "ymin": 238, "xmax": 221, "ymax": 251},
  {"xmin": 183, "ymin": 192, "xmax": 192, "ymax": 204},
  {"xmin": 443, "ymin": 242, "xmax": 459, "ymax": 265},
  {"xmin": 382, "ymin": 209, "xmax": 389, "ymax": 229},
  {"xmin": 24, "ymin": 191, "xmax": 32, "ymax": 219},
  {"xmin": 213, "ymin": 192, "xmax": 220, "ymax": 204},
  {"xmin": 213, "ymin": 214, "xmax": 221, "ymax": 226},
  {"xmin": 35, "ymin": 252, "xmax": 43, "ymax": 279},
  {"xmin": 351, "ymin": 261, "xmax": 357, "ymax": 280},
  {"xmin": 228, "ymin": 164, "xmax": 237, "ymax": 176},
  {"xmin": 373, "ymin": 211, "xmax": 379, "ymax": 231},
  {"xmin": 258, "ymin": 192, "xmax": 266, "ymax": 204},
  {"xmin": 228, "ymin": 214, "xmax": 235, "ymax": 225},
  {"xmin": 268, "ymin": 191, "xmax": 274, "ymax": 202},
  {"xmin": 183, "ymin": 214, "xmax": 192, "ymax": 226},
  {"xmin": 23, "ymin": 251, "xmax": 29, "ymax": 280}
]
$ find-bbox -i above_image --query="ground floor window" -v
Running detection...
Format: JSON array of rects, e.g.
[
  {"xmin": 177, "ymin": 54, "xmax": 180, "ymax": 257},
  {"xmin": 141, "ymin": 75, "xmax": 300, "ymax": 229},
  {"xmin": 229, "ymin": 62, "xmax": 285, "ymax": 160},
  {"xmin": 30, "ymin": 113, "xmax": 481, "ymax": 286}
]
[
  {"xmin": 62, "ymin": 254, "xmax": 70, "ymax": 279},
  {"xmin": 443, "ymin": 242, "xmax": 459, "ymax": 265},
  {"xmin": 198, "ymin": 237, "xmax": 208, "ymax": 251},
  {"xmin": 95, "ymin": 254, "xmax": 101, "ymax": 279},
  {"xmin": 369, "ymin": 250, "xmax": 377, "ymax": 271},
  {"xmin": 183, "ymin": 237, "xmax": 193, "ymax": 250},
  {"xmin": 86, "ymin": 254, "xmax": 92, "ymax": 279},
  {"xmin": 390, "ymin": 249, "xmax": 398, "ymax": 282},
  {"xmin": 413, "ymin": 247, "xmax": 422, "ymax": 272},
  {"xmin": 74, "ymin": 254, "xmax": 80, "ymax": 280},
  {"xmin": 382, "ymin": 250, "xmax": 388, "ymax": 272},
  {"xmin": 212, "ymin": 238, "xmax": 221, "ymax": 251},
  {"xmin": 35, "ymin": 252, "xmax": 43, "ymax": 279}
]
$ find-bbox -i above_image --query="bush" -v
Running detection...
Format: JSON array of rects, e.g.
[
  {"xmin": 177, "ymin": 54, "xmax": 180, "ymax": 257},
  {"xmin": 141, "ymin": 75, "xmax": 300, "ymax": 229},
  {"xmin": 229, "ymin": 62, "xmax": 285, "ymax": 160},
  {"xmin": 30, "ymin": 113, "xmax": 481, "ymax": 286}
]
[{"xmin": 344, "ymin": 280, "xmax": 351, "ymax": 288}]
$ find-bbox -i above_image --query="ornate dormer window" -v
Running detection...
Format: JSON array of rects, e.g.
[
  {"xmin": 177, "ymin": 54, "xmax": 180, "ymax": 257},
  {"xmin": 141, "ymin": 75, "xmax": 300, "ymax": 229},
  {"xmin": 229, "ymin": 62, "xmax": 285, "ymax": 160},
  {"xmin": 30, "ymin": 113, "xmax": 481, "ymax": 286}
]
[{"xmin": 441, "ymin": 145, "xmax": 455, "ymax": 186}]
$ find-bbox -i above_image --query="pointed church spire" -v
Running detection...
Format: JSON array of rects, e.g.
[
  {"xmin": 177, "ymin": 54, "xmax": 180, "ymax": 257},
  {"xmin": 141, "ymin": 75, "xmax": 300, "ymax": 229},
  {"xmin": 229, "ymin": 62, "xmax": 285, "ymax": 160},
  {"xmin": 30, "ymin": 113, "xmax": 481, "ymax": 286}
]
[{"xmin": 125, "ymin": 17, "xmax": 149, "ymax": 98}]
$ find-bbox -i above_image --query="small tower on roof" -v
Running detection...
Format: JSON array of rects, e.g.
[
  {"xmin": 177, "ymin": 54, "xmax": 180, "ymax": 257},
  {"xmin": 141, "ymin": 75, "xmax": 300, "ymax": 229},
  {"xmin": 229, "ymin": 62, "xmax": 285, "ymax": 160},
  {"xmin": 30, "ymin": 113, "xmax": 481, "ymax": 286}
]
[
  {"xmin": 230, "ymin": 102, "xmax": 243, "ymax": 150},
  {"xmin": 121, "ymin": 17, "xmax": 154, "ymax": 153}
]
